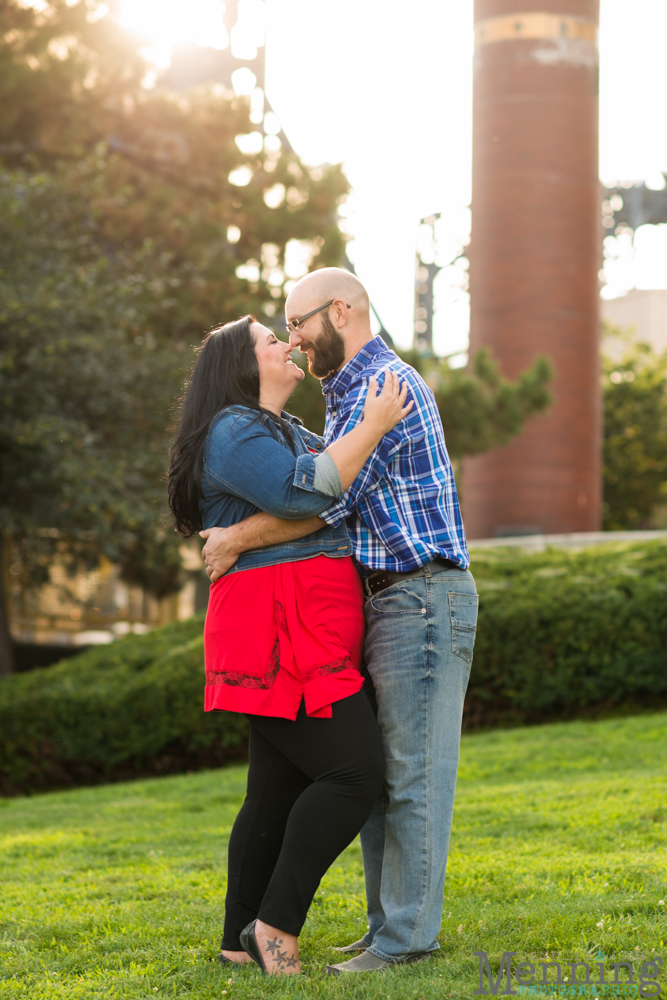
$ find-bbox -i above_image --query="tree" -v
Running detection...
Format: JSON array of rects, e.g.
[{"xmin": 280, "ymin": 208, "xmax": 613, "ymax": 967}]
[
  {"xmin": 0, "ymin": 0, "xmax": 348, "ymax": 338},
  {"xmin": 0, "ymin": 0, "xmax": 145, "ymax": 165},
  {"xmin": 425, "ymin": 349, "xmax": 553, "ymax": 460},
  {"xmin": 0, "ymin": 0, "xmax": 348, "ymax": 674},
  {"xmin": 602, "ymin": 339, "xmax": 667, "ymax": 530},
  {"xmin": 93, "ymin": 89, "xmax": 347, "ymax": 341},
  {"xmin": 0, "ymin": 164, "xmax": 181, "ymax": 674}
]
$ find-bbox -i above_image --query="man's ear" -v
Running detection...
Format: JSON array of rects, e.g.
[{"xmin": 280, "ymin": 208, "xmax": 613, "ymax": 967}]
[{"xmin": 331, "ymin": 299, "xmax": 350, "ymax": 329}]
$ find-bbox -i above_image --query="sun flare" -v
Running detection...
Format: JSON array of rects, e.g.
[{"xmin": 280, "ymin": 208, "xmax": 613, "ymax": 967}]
[{"xmin": 119, "ymin": 0, "xmax": 265, "ymax": 67}]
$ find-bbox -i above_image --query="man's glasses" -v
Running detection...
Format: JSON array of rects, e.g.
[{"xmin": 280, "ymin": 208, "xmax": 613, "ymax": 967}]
[{"xmin": 286, "ymin": 299, "xmax": 352, "ymax": 335}]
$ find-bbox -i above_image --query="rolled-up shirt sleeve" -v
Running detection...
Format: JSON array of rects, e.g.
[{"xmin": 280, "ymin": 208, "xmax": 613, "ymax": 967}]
[
  {"xmin": 204, "ymin": 410, "xmax": 344, "ymax": 519},
  {"xmin": 312, "ymin": 451, "xmax": 343, "ymax": 496}
]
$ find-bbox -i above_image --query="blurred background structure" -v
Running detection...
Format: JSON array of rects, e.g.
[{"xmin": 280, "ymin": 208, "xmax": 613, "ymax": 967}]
[
  {"xmin": 599, "ymin": 178, "xmax": 667, "ymax": 359},
  {"xmin": 602, "ymin": 291, "xmax": 667, "ymax": 360},
  {"xmin": 7, "ymin": 545, "xmax": 209, "ymax": 662},
  {"xmin": 156, "ymin": 0, "xmax": 293, "ymax": 153},
  {"xmin": 463, "ymin": 0, "xmax": 601, "ymax": 539}
]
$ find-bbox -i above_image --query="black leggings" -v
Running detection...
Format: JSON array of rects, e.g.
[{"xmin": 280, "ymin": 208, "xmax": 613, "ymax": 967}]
[{"xmin": 221, "ymin": 690, "xmax": 384, "ymax": 948}]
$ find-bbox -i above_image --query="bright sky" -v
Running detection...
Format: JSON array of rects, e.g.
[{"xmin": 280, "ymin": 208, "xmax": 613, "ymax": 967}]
[{"xmin": 119, "ymin": 0, "xmax": 667, "ymax": 353}]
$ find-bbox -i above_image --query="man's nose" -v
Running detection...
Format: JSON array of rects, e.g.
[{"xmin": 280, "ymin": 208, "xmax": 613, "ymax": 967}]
[{"xmin": 288, "ymin": 329, "xmax": 301, "ymax": 349}]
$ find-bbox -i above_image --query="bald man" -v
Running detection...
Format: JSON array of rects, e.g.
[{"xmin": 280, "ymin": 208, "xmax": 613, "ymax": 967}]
[{"xmin": 201, "ymin": 268, "xmax": 478, "ymax": 974}]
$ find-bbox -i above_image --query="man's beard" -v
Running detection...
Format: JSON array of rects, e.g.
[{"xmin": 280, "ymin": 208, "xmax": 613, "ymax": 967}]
[{"xmin": 302, "ymin": 311, "xmax": 346, "ymax": 379}]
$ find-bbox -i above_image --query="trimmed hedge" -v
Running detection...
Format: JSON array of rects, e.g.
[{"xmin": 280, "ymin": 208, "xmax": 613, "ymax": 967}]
[
  {"xmin": 2, "ymin": 538, "xmax": 667, "ymax": 794},
  {"xmin": 0, "ymin": 615, "xmax": 246, "ymax": 796},
  {"xmin": 467, "ymin": 537, "xmax": 667, "ymax": 727}
]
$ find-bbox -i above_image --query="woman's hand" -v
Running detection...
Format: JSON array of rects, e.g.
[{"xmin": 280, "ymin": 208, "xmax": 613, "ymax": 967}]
[
  {"xmin": 323, "ymin": 369, "xmax": 415, "ymax": 491},
  {"xmin": 363, "ymin": 369, "xmax": 414, "ymax": 437}
]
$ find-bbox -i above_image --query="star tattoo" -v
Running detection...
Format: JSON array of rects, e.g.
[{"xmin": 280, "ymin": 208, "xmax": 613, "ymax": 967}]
[
  {"xmin": 285, "ymin": 954, "xmax": 298, "ymax": 968},
  {"xmin": 274, "ymin": 949, "xmax": 289, "ymax": 966},
  {"xmin": 264, "ymin": 937, "xmax": 282, "ymax": 955}
]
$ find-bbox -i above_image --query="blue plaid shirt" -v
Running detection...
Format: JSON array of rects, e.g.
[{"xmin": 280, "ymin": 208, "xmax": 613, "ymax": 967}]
[{"xmin": 317, "ymin": 336, "xmax": 470, "ymax": 573}]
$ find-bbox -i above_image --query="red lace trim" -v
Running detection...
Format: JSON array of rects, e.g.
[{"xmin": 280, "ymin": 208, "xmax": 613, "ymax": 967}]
[
  {"xmin": 299, "ymin": 656, "xmax": 356, "ymax": 683},
  {"xmin": 206, "ymin": 639, "xmax": 281, "ymax": 690},
  {"xmin": 205, "ymin": 653, "xmax": 356, "ymax": 690}
]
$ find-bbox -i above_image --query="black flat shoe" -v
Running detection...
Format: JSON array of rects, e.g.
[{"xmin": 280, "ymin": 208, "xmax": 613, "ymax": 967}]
[
  {"xmin": 217, "ymin": 953, "xmax": 233, "ymax": 966},
  {"xmin": 239, "ymin": 920, "xmax": 267, "ymax": 974}
]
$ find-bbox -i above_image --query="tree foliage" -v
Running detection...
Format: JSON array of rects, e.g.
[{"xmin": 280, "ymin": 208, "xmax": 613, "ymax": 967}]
[
  {"xmin": 429, "ymin": 349, "xmax": 553, "ymax": 460},
  {"xmin": 0, "ymin": 0, "xmax": 347, "ymax": 672},
  {"xmin": 0, "ymin": 165, "xmax": 182, "ymax": 584},
  {"xmin": 603, "ymin": 339, "xmax": 667, "ymax": 530},
  {"xmin": 0, "ymin": 0, "xmax": 348, "ymax": 335},
  {"xmin": 0, "ymin": 0, "xmax": 145, "ymax": 163}
]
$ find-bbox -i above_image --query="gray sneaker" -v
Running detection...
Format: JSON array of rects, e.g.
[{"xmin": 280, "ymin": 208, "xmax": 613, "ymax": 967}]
[
  {"xmin": 325, "ymin": 950, "xmax": 431, "ymax": 975},
  {"xmin": 332, "ymin": 936, "xmax": 368, "ymax": 954}
]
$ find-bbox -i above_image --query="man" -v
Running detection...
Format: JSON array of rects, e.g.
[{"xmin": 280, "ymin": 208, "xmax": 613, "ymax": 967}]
[{"xmin": 201, "ymin": 268, "xmax": 478, "ymax": 974}]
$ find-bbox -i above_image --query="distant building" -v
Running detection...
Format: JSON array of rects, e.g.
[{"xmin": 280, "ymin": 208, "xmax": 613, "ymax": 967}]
[
  {"xmin": 602, "ymin": 289, "xmax": 667, "ymax": 358},
  {"xmin": 7, "ymin": 545, "xmax": 208, "ymax": 653}
]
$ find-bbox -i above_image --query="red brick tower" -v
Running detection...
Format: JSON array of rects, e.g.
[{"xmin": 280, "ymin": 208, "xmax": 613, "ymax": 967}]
[{"xmin": 463, "ymin": 1, "xmax": 601, "ymax": 539}]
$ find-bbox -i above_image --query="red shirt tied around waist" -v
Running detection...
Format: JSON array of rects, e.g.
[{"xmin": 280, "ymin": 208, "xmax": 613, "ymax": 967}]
[{"xmin": 204, "ymin": 554, "xmax": 365, "ymax": 719}]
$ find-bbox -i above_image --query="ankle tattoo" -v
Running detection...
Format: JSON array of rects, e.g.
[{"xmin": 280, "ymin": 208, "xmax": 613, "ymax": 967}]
[{"xmin": 264, "ymin": 937, "xmax": 298, "ymax": 970}]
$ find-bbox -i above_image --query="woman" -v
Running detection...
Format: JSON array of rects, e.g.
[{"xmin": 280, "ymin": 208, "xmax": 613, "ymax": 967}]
[{"xmin": 167, "ymin": 315, "xmax": 412, "ymax": 976}]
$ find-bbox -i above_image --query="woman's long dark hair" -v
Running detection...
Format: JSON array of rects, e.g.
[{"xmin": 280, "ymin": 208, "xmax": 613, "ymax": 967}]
[{"xmin": 167, "ymin": 315, "xmax": 293, "ymax": 537}]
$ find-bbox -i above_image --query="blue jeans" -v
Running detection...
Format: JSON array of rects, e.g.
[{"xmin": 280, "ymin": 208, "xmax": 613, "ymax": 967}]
[{"xmin": 360, "ymin": 564, "xmax": 478, "ymax": 962}]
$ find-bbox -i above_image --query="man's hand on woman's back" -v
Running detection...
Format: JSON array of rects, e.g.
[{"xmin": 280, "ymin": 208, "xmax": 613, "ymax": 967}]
[
  {"xmin": 200, "ymin": 526, "xmax": 241, "ymax": 582},
  {"xmin": 200, "ymin": 514, "xmax": 326, "ymax": 582}
]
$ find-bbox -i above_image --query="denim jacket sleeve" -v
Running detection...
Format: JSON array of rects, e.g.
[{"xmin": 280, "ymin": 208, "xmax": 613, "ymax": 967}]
[{"xmin": 203, "ymin": 408, "xmax": 343, "ymax": 519}]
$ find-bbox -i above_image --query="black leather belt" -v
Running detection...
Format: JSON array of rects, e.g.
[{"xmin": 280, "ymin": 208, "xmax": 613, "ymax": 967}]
[{"xmin": 364, "ymin": 557, "xmax": 461, "ymax": 597}]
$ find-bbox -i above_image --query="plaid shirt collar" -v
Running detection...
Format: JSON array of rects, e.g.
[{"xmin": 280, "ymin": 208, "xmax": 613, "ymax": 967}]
[{"xmin": 322, "ymin": 337, "xmax": 390, "ymax": 400}]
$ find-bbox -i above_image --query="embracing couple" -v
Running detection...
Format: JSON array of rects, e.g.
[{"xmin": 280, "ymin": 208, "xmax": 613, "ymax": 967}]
[{"xmin": 167, "ymin": 267, "xmax": 478, "ymax": 977}]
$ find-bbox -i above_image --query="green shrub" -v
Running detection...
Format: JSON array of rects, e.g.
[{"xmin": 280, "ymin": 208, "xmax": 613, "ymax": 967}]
[
  {"xmin": 0, "ymin": 615, "xmax": 247, "ymax": 796},
  {"xmin": 467, "ymin": 537, "xmax": 667, "ymax": 727},
  {"xmin": 2, "ymin": 539, "xmax": 667, "ymax": 795}
]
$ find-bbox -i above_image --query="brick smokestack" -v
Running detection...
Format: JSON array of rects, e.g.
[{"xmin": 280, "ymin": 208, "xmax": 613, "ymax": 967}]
[{"xmin": 463, "ymin": 0, "xmax": 601, "ymax": 539}]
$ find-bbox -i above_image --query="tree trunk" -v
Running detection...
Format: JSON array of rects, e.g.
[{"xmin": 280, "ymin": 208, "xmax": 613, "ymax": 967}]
[{"xmin": 0, "ymin": 535, "xmax": 15, "ymax": 676}]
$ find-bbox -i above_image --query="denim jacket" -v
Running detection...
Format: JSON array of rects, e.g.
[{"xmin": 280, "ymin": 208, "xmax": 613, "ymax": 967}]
[{"xmin": 200, "ymin": 405, "xmax": 351, "ymax": 574}]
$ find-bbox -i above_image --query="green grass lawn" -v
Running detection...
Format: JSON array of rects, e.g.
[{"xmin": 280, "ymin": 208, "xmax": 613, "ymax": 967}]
[{"xmin": 1, "ymin": 713, "xmax": 666, "ymax": 999}]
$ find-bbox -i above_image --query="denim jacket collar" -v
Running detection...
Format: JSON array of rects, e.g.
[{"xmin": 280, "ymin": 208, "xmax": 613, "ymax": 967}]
[
  {"xmin": 322, "ymin": 336, "xmax": 392, "ymax": 401},
  {"xmin": 281, "ymin": 411, "xmax": 304, "ymax": 425},
  {"xmin": 220, "ymin": 405, "xmax": 322, "ymax": 453},
  {"xmin": 223, "ymin": 404, "xmax": 304, "ymax": 427}
]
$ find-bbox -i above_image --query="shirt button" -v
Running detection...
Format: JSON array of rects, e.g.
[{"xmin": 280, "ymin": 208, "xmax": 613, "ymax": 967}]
[{"xmin": 331, "ymin": 409, "xmax": 337, "ymax": 416}]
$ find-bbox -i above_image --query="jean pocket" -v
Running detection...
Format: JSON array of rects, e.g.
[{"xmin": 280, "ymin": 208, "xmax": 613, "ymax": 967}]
[
  {"xmin": 449, "ymin": 592, "xmax": 479, "ymax": 663},
  {"xmin": 369, "ymin": 584, "xmax": 427, "ymax": 616}
]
